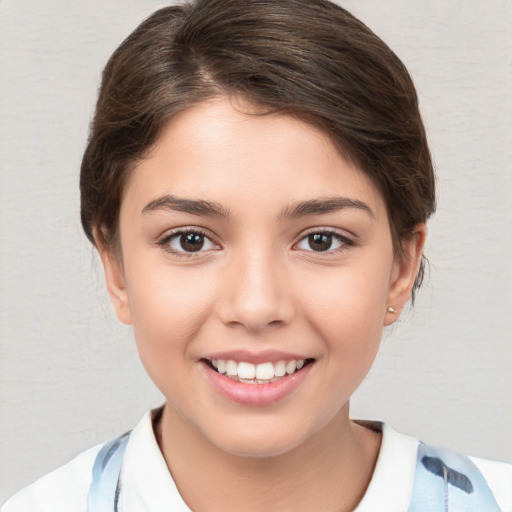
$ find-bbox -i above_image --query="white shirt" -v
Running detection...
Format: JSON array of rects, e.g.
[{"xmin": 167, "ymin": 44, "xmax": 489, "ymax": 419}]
[{"xmin": 2, "ymin": 410, "xmax": 511, "ymax": 512}]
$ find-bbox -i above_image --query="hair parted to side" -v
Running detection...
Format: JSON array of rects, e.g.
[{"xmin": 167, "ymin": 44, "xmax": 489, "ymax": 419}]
[{"xmin": 80, "ymin": 0, "xmax": 436, "ymax": 299}]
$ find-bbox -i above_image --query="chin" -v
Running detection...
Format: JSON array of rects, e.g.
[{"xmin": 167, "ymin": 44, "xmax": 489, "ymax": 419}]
[
  {"xmin": 202, "ymin": 419, "xmax": 314, "ymax": 459},
  {"xmin": 217, "ymin": 436, "xmax": 302, "ymax": 459}
]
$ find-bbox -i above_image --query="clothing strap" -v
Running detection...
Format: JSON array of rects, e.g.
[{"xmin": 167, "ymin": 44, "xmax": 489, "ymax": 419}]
[
  {"xmin": 408, "ymin": 442, "xmax": 502, "ymax": 512},
  {"xmin": 85, "ymin": 430, "xmax": 502, "ymax": 511},
  {"xmin": 86, "ymin": 432, "xmax": 130, "ymax": 512}
]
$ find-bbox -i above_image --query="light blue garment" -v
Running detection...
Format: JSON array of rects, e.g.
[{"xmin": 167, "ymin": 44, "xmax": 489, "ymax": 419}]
[
  {"xmin": 86, "ymin": 432, "xmax": 130, "ymax": 512},
  {"xmin": 408, "ymin": 442, "xmax": 502, "ymax": 511},
  {"xmin": 86, "ymin": 432, "xmax": 502, "ymax": 511}
]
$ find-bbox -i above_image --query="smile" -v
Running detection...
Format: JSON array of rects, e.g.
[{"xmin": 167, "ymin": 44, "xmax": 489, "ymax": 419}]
[
  {"xmin": 207, "ymin": 359, "xmax": 310, "ymax": 384},
  {"xmin": 201, "ymin": 352, "xmax": 315, "ymax": 406}
]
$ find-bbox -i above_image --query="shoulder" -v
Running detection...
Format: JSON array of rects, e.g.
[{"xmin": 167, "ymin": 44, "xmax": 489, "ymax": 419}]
[
  {"xmin": 1, "ymin": 444, "xmax": 102, "ymax": 512},
  {"xmin": 355, "ymin": 421, "xmax": 512, "ymax": 512},
  {"xmin": 411, "ymin": 440, "xmax": 512, "ymax": 512},
  {"xmin": 469, "ymin": 455, "xmax": 512, "ymax": 512},
  {"xmin": 1, "ymin": 410, "xmax": 158, "ymax": 512}
]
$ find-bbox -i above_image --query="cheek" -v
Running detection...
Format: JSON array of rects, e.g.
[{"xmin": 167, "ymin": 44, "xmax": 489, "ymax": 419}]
[
  {"xmin": 297, "ymin": 251, "xmax": 393, "ymax": 356},
  {"xmin": 124, "ymin": 264, "xmax": 216, "ymax": 361},
  {"xmin": 302, "ymin": 260, "xmax": 391, "ymax": 322}
]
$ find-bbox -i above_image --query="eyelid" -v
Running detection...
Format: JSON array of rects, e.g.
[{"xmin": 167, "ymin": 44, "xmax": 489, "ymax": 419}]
[
  {"xmin": 155, "ymin": 225, "xmax": 355, "ymax": 258},
  {"xmin": 293, "ymin": 227, "xmax": 356, "ymax": 254},
  {"xmin": 156, "ymin": 226, "xmax": 221, "ymax": 257}
]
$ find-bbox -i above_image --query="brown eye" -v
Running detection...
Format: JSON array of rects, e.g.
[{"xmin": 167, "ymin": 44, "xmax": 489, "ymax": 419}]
[
  {"xmin": 180, "ymin": 232, "xmax": 205, "ymax": 252},
  {"xmin": 160, "ymin": 229, "xmax": 218, "ymax": 255},
  {"xmin": 308, "ymin": 233, "xmax": 333, "ymax": 252},
  {"xmin": 295, "ymin": 230, "xmax": 351, "ymax": 254}
]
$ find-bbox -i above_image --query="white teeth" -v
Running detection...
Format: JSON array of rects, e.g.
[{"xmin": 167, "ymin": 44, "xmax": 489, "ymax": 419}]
[
  {"xmin": 274, "ymin": 360, "xmax": 286, "ymax": 377},
  {"xmin": 256, "ymin": 362, "xmax": 274, "ymax": 380},
  {"xmin": 237, "ymin": 361, "xmax": 256, "ymax": 379},
  {"xmin": 226, "ymin": 360, "xmax": 238, "ymax": 376},
  {"xmin": 210, "ymin": 358, "xmax": 307, "ymax": 382},
  {"xmin": 286, "ymin": 360, "xmax": 297, "ymax": 374}
]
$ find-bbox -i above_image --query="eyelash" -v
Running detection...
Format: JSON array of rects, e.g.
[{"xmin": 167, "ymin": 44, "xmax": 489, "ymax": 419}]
[
  {"xmin": 294, "ymin": 228, "xmax": 356, "ymax": 256},
  {"xmin": 156, "ymin": 227, "xmax": 355, "ymax": 258},
  {"xmin": 156, "ymin": 227, "xmax": 219, "ymax": 259}
]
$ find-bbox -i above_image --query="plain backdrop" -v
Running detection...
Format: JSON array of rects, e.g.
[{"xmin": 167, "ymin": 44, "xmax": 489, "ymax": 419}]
[{"xmin": 1, "ymin": 0, "xmax": 511, "ymax": 503}]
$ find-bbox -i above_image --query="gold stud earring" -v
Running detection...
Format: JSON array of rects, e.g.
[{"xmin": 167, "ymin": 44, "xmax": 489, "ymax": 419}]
[{"xmin": 387, "ymin": 306, "xmax": 396, "ymax": 314}]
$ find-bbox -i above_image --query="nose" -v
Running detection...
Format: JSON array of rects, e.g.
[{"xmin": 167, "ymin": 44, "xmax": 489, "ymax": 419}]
[{"xmin": 216, "ymin": 248, "xmax": 295, "ymax": 333}]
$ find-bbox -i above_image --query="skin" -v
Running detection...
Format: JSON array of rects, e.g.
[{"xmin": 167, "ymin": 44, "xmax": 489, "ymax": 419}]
[{"xmin": 96, "ymin": 97, "xmax": 425, "ymax": 511}]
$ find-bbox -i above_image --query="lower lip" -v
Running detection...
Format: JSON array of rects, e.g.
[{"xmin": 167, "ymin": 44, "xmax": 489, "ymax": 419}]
[{"xmin": 201, "ymin": 362, "xmax": 313, "ymax": 407}]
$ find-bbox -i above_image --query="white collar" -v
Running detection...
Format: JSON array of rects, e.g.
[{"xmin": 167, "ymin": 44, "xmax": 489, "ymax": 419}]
[
  {"xmin": 354, "ymin": 422, "xmax": 419, "ymax": 512},
  {"xmin": 121, "ymin": 411, "xmax": 419, "ymax": 512},
  {"xmin": 122, "ymin": 409, "xmax": 190, "ymax": 512}
]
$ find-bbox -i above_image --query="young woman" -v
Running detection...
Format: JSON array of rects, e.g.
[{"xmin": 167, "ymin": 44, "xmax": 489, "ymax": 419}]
[{"xmin": 3, "ymin": 0, "xmax": 510, "ymax": 510}]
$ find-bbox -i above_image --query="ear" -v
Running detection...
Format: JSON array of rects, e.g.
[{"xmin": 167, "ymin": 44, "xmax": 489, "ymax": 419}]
[
  {"xmin": 94, "ymin": 228, "xmax": 133, "ymax": 325},
  {"xmin": 384, "ymin": 224, "xmax": 426, "ymax": 326}
]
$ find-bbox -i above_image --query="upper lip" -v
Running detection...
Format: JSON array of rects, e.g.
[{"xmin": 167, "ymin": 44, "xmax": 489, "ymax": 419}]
[{"xmin": 203, "ymin": 349, "xmax": 311, "ymax": 365}]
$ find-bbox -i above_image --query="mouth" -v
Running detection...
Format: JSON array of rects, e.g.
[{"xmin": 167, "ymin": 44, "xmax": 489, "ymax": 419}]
[{"xmin": 202, "ymin": 358, "xmax": 315, "ymax": 385}]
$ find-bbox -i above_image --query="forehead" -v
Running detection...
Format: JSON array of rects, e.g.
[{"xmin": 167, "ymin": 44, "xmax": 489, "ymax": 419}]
[{"xmin": 123, "ymin": 97, "xmax": 387, "ymax": 222}]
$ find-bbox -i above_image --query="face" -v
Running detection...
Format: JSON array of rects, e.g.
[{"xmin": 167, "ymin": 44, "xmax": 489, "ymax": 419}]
[{"xmin": 99, "ymin": 97, "xmax": 424, "ymax": 458}]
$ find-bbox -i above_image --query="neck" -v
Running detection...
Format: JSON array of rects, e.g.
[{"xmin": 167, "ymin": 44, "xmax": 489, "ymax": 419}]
[{"xmin": 155, "ymin": 403, "xmax": 381, "ymax": 512}]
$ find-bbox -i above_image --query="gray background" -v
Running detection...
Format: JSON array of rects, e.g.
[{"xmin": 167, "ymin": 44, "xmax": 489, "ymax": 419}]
[{"xmin": 1, "ymin": 0, "xmax": 511, "ymax": 503}]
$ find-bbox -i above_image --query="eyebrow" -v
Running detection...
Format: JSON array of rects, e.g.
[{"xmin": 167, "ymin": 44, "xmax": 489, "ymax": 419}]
[
  {"xmin": 142, "ymin": 195, "xmax": 231, "ymax": 218},
  {"xmin": 279, "ymin": 197, "xmax": 374, "ymax": 219},
  {"xmin": 141, "ymin": 194, "xmax": 373, "ymax": 220}
]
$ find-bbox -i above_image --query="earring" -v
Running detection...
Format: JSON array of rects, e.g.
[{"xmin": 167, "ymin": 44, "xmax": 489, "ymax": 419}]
[{"xmin": 387, "ymin": 306, "xmax": 396, "ymax": 314}]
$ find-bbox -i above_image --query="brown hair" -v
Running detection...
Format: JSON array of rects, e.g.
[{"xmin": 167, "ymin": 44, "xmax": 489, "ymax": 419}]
[{"xmin": 80, "ymin": 0, "xmax": 435, "ymax": 298}]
